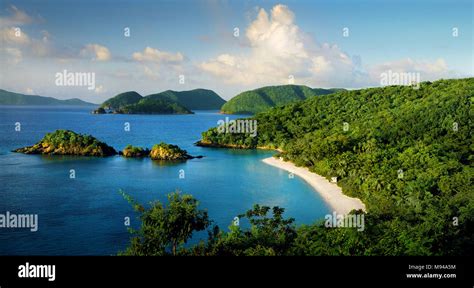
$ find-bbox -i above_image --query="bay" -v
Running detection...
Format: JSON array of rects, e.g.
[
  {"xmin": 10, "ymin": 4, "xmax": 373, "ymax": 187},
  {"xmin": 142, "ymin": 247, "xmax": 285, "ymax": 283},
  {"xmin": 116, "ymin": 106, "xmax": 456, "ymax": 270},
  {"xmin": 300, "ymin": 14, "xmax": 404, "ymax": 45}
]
[{"xmin": 0, "ymin": 106, "xmax": 330, "ymax": 255}]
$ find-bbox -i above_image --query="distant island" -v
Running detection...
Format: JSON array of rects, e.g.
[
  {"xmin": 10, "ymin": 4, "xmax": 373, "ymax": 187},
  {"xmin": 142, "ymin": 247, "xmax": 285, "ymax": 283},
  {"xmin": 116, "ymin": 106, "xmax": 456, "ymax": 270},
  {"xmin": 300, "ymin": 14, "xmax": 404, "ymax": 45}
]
[
  {"xmin": 0, "ymin": 89, "xmax": 96, "ymax": 106},
  {"xmin": 93, "ymin": 89, "xmax": 226, "ymax": 114},
  {"xmin": 13, "ymin": 130, "xmax": 200, "ymax": 160},
  {"xmin": 220, "ymin": 85, "xmax": 343, "ymax": 114}
]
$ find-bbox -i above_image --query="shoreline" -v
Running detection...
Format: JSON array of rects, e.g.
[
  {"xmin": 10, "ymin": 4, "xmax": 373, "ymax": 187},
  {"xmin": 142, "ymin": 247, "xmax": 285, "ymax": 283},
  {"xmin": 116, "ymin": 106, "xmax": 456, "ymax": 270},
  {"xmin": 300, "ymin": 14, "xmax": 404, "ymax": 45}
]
[
  {"xmin": 262, "ymin": 157, "xmax": 366, "ymax": 215},
  {"xmin": 195, "ymin": 141, "xmax": 283, "ymax": 152}
]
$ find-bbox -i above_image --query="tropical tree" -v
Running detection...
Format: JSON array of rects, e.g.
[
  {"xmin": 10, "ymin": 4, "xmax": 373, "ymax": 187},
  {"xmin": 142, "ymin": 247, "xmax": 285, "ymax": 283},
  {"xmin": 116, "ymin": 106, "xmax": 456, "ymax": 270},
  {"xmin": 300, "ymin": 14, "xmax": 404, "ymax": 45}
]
[{"xmin": 121, "ymin": 191, "xmax": 210, "ymax": 256}]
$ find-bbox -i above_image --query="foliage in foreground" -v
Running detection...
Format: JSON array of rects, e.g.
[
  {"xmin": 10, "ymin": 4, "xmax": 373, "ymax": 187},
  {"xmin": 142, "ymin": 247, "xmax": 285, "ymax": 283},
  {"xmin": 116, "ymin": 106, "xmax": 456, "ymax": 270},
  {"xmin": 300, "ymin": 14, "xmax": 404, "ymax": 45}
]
[
  {"xmin": 120, "ymin": 191, "xmax": 210, "ymax": 256},
  {"xmin": 121, "ymin": 191, "xmax": 471, "ymax": 256}
]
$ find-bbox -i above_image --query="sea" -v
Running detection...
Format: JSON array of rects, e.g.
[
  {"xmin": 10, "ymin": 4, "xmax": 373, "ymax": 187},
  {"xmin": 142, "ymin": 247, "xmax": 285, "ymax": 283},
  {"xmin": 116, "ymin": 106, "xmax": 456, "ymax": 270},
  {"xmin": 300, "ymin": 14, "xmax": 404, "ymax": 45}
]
[{"xmin": 0, "ymin": 106, "xmax": 330, "ymax": 255}]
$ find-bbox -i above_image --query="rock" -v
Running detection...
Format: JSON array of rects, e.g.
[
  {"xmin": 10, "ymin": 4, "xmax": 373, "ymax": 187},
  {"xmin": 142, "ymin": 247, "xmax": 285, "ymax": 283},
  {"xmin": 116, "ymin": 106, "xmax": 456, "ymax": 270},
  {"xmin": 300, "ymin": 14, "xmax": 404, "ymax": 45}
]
[
  {"xmin": 122, "ymin": 145, "xmax": 150, "ymax": 157},
  {"xmin": 149, "ymin": 142, "xmax": 193, "ymax": 160},
  {"xmin": 92, "ymin": 107, "xmax": 106, "ymax": 114}
]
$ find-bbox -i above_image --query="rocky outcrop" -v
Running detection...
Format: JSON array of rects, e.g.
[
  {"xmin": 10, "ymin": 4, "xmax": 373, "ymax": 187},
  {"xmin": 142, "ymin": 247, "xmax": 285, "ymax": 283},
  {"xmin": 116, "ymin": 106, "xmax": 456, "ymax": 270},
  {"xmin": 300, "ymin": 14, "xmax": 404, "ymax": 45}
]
[
  {"xmin": 92, "ymin": 107, "xmax": 106, "ymax": 114},
  {"xmin": 121, "ymin": 145, "xmax": 150, "ymax": 157},
  {"xmin": 150, "ymin": 143, "xmax": 194, "ymax": 160}
]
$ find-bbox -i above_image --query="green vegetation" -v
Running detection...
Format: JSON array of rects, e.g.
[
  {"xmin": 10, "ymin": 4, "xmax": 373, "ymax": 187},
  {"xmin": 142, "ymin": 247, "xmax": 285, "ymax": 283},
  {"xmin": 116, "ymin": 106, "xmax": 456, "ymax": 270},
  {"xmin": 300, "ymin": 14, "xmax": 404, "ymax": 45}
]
[
  {"xmin": 97, "ymin": 89, "xmax": 225, "ymax": 114},
  {"xmin": 122, "ymin": 143, "xmax": 199, "ymax": 160},
  {"xmin": 150, "ymin": 142, "xmax": 194, "ymax": 160},
  {"xmin": 0, "ymin": 89, "xmax": 95, "ymax": 106},
  {"xmin": 120, "ymin": 191, "xmax": 210, "ymax": 256},
  {"xmin": 118, "ymin": 97, "xmax": 192, "ymax": 114},
  {"xmin": 201, "ymin": 204, "xmax": 298, "ymax": 256},
  {"xmin": 13, "ymin": 132, "xmax": 200, "ymax": 161},
  {"xmin": 122, "ymin": 145, "xmax": 150, "ymax": 157},
  {"xmin": 13, "ymin": 130, "xmax": 117, "ymax": 156},
  {"xmin": 120, "ymin": 191, "xmax": 367, "ymax": 256},
  {"xmin": 101, "ymin": 91, "xmax": 143, "ymax": 110},
  {"xmin": 92, "ymin": 107, "xmax": 106, "ymax": 114},
  {"xmin": 197, "ymin": 78, "xmax": 474, "ymax": 255},
  {"xmin": 220, "ymin": 85, "xmax": 340, "ymax": 114},
  {"xmin": 146, "ymin": 89, "xmax": 226, "ymax": 110}
]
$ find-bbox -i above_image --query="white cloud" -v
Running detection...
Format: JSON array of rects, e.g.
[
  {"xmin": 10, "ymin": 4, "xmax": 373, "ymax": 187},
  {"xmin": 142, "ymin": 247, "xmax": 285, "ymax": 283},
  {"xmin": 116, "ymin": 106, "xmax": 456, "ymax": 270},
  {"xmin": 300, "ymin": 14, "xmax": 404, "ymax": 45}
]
[
  {"xmin": 1, "ymin": 47, "xmax": 22, "ymax": 64},
  {"xmin": 132, "ymin": 46, "xmax": 184, "ymax": 63},
  {"xmin": 0, "ymin": 5, "xmax": 33, "ymax": 27},
  {"xmin": 200, "ymin": 4, "xmax": 357, "ymax": 87},
  {"xmin": 0, "ymin": 27, "xmax": 52, "ymax": 60},
  {"xmin": 0, "ymin": 27, "xmax": 30, "ymax": 45},
  {"xmin": 0, "ymin": 6, "xmax": 51, "ymax": 61},
  {"xmin": 80, "ymin": 44, "xmax": 111, "ymax": 61},
  {"xmin": 30, "ymin": 30, "xmax": 51, "ymax": 57},
  {"xmin": 25, "ymin": 87, "xmax": 34, "ymax": 94},
  {"xmin": 369, "ymin": 58, "xmax": 450, "ymax": 82},
  {"xmin": 131, "ymin": 47, "xmax": 187, "ymax": 83},
  {"xmin": 200, "ymin": 4, "xmax": 456, "ymax": 89},
  {"xmin": 142, "ymin": 65, "xmax": 160, "ymax": 80}
]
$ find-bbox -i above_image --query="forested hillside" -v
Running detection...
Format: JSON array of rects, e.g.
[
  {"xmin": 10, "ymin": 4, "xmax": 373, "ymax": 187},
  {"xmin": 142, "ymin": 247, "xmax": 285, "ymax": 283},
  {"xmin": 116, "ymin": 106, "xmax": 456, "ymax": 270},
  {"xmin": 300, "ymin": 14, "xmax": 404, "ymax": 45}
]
[
  {"xmin": 220, "ymin": 85, "xmax": 340, "ymax": 114},
  {"xmin": 196, "ymin": 78, "xmax": 473, "ymax": 255},
  {"xmin": 147, "ymin": 89, "xmax": 226, "ymax": 110}
]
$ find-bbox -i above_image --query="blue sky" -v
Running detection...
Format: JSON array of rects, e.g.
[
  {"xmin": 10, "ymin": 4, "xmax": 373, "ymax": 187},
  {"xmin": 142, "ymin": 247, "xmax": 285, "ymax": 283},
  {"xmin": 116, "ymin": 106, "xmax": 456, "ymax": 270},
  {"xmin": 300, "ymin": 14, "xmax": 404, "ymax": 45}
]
[{"xmin": 0, "ymin": 0, "xmax": 472, "ymax": 102}]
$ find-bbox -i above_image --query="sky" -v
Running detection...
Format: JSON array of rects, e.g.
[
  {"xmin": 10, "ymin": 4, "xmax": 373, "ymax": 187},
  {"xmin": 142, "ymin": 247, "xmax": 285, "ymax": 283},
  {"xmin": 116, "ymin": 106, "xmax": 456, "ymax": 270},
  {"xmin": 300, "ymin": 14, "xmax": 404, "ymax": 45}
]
[{"xmin": 0, "ymin": 0, "xmax": 472, "ymax": 103}]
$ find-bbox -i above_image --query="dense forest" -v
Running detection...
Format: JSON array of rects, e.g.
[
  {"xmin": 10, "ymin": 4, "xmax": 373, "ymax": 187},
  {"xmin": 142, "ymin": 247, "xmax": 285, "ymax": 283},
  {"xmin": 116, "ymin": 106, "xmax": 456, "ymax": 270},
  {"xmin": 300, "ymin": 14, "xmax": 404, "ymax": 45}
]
[
  {"xmin": 101, "ymin": 91, "xmax": 143, "ymax": 110},
  {"xmin": 146, "ymin": 89, "xmax": 226, "ymax": 110},
  {"xmin": 99, "ymin": 91, "xmax": 192, "ymax": 114},
  {"xmin": 118, "ymin": 97, "xmax": 192, "ymax": 114},
  {"xmin": 186, "ymin": 78, "xmax": 472, "ymax": 255},
  {"xmin": 220, "ymin": 85, "xmax": 341, "ymax": 114}
]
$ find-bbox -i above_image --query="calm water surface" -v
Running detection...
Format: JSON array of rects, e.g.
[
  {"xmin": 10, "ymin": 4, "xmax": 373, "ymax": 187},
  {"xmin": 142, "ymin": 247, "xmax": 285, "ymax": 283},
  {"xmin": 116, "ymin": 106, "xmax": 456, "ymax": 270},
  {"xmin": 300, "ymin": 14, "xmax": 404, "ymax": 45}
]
[{"xmin": 0, "ymin": 106, "xmax": 330, "ymax": 255}]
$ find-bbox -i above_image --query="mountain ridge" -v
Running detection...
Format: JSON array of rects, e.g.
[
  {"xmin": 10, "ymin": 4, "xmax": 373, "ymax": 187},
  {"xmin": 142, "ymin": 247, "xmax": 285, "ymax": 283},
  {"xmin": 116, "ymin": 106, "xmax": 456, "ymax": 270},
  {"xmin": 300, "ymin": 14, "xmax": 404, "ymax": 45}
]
[
  {"xmin": 0, "ymin": 89, "xmax": 96, "ymax": 106},
  {"xmin": 97, "ymin": 89, "xmax": 226, "ymax": 114}
]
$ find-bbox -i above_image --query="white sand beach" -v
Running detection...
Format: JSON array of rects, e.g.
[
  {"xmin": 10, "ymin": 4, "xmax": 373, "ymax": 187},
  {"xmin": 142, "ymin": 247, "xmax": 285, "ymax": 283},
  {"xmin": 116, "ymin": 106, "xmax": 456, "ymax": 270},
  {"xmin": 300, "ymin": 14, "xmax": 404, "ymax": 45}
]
[{"xmin": 262, "ymin": 157, "xmax": 366, "ymax": 215}]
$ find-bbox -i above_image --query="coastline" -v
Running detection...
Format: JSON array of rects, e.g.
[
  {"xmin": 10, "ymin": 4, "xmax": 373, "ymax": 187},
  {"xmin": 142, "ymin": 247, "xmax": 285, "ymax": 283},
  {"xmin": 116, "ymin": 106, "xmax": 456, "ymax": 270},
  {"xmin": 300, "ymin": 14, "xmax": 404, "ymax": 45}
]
[
  {"xmin": 262, "ymin": 157, "xmax": 366, "ymax": 215},
  {"xmin": 195, "ymin": 141, "xmax": 283, "ymax": 152}
]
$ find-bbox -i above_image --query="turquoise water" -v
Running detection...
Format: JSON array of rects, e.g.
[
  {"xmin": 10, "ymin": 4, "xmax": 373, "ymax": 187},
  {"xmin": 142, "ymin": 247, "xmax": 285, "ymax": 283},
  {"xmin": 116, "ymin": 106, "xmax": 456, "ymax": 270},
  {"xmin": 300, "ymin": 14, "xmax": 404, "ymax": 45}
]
[{"xmin": 0, "ymin": 106, "xmax": 330, "ymax": 255}]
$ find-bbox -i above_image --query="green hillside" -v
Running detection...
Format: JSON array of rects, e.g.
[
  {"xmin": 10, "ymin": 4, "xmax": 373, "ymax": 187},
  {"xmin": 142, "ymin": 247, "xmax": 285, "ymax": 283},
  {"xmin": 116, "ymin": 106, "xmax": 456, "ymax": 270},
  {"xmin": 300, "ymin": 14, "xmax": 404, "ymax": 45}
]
[
  {"xmin": 146, "ymin": 89, "xmax": 226, "ymax": 110},
  {"xmin": 98, "ymin": 89, "xmax": 225, "ymax": 114},
  {"xmin": 0, "ymin": 89, "xmax": 95, "ymax": 106},
  {"xmin": 101, "ymin": 91, "xmax": 143, "ymax": 110},
  {"xmin": 118, "ymin": 97, "xmax": 192, "ymax": 114},
  {"xmin": 220, "ymin": 85, "xmax": 339, "ymax": 114},
  {"xmin": 198, "ymin": 78, "xmax": 473, "ymax": 255}
]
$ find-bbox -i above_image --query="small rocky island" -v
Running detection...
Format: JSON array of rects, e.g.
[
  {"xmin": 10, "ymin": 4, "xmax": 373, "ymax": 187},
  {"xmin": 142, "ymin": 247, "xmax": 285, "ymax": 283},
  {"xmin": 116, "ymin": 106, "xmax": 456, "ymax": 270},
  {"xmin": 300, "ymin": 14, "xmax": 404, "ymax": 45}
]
[
  {"xmin": 14, "ymin": 130, "xmax": 202, "ymax": 161},
  {"xmin": 91, "ymin": 89, "xmax": 227, "ymax": 115},
  {"xmin": 120, "ymin": 143, "xmax": 201, "ymax": 160},
  {"xmin": 121, "ymin": 145, "xmax": 150, "ymax": 157},
  {"xmin": 92, "ymin": 107, "xmax": 106, "ymax": 114},
  {"xmin": 150, "ymin": 142, "xmax": 196, "ymax": 160},
  {"xmin": 92, "ymin": 91, "xmax": 193, "ymax": 115},
  {"xmin": 13, "ymin": 130, "xmax": 117, "ymax": 156}
]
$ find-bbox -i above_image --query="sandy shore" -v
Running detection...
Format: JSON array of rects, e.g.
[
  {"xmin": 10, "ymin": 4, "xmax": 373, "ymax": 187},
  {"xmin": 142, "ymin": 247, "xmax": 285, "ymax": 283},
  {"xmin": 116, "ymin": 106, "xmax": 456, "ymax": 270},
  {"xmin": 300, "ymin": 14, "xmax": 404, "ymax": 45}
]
[{"xmin": 262, "ymin": 157, "xmax": 366, "ymax": 215}]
